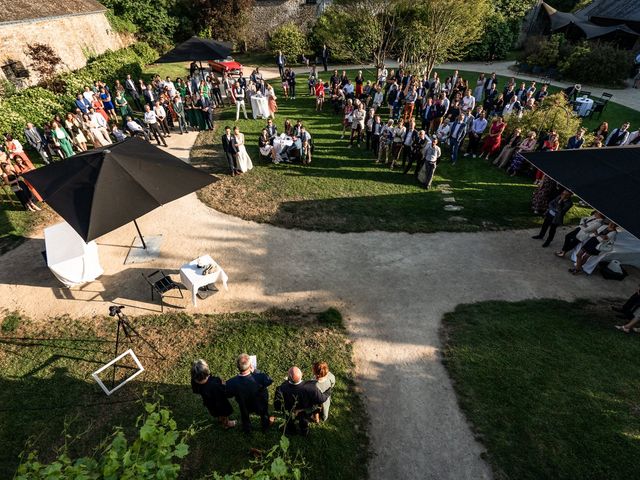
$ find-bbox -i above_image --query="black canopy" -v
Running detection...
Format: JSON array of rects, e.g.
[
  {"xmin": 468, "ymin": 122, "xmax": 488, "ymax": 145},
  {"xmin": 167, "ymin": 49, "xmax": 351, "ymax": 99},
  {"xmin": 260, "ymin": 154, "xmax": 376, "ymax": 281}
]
[
  {"xmin": 23, "ymin": 138, "xmax": 215, "ymax": 243},
  {"xmin": 154, "ymin": 36, "xmax": 232, "ymax": 64},
  {"xmin": 523, "ymin": 146, "xmax": 640, "ymax": 239}
]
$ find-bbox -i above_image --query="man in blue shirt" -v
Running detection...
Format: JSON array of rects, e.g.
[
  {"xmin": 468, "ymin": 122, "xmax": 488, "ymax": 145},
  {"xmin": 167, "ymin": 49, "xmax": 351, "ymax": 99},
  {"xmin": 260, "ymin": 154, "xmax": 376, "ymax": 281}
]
[{"xmin": 75, "ymin": 94, "xmax": 91, "ymax": 115}]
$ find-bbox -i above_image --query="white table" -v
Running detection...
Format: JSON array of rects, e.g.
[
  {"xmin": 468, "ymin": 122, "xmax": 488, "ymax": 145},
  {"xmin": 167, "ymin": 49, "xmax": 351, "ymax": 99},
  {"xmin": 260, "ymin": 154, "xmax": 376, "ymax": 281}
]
[
  {"xmin": 179, "ymin": 255, "xmax": 228, "ymax": 307},
  {"xmin": 250, "ymin": 95, "xmax": 270, "ymax": 119},
  {"xmin": 272, "ymin": 135, "xmax": 293, "ymax": 163},
  {"xmin": 574, "ymin": 97, "xmax": 594, "ymax": 117}
]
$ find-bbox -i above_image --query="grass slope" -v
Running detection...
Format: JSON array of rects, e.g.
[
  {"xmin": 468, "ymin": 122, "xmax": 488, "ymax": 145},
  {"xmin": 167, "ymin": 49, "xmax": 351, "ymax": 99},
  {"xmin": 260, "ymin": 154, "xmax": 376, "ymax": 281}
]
[
  {"xmin": 0, "ymin": 309, "xmax": 368, "ymax": 480},
  {"xmin": 441, "ymin": 299, "xmax": 640, "ymax": 480}
]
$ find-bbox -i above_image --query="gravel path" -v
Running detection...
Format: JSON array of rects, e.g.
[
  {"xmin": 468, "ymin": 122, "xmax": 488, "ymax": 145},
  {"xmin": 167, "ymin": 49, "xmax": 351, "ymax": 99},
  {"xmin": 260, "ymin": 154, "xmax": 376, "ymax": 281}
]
[{"xmin": 0, "ymin": 133, "xmax": 632, "ymax": 479}]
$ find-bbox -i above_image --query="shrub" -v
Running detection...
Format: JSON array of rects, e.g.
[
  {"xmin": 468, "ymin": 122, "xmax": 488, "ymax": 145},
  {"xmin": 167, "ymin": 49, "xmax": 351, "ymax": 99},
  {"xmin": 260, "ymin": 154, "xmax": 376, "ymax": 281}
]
[
  {"xmin": 1, "ymin": 311, "xmax": 23, "ymax": 333},
  {"xmin": 506, "ymin": 93, "xmax": 585, "ymax": 147},
  {"xmin": 318, "ymin": 307, "xmax": 344, "ymax": 328},
  {"xmin": 465, "ymin": 13, "xmax": 519, "ymax": 61},
  {"xmin": 105, "ymin": 8, "xmax": 138, "ymax": 34},
  {"xmin": 559, "ymin": 41, "xmax": 634, "ymax": 87},
  {"xmin": 16, "ymin": 402, "xmax": 303, "ymax": 480},
  {"xmin": 526, "ymin": 34, "xmax": 564, "ymax": 69},
  {"xmin": 0, "ymin": 87, "xmax": 64, "ymax": 142},
  {"xmin": 269, "ymin": 23, "xmax": 308, "ymax": 62}
]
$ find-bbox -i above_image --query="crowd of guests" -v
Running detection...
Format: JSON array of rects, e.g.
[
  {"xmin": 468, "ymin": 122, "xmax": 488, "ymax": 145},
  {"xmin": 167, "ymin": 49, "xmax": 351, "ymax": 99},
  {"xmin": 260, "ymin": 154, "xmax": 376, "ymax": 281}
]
[
  {"xmin": 314, "ymin": 66, "xmax": 638, "ymax": 191},
  {"xmin": 191, "ymin": 354, "xmax": 335, "ymax": 436}
]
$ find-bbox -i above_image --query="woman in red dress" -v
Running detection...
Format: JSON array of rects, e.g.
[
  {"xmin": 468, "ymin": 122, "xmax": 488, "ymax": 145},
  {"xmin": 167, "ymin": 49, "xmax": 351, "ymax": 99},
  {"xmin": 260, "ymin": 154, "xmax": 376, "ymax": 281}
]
[
  {"xmin": 91, "ymin": 94, "xmax": 109, "ymax": 122},
  {"xmin": 479, "ymin": 116, "xmax": 506, "ymax": 159}
]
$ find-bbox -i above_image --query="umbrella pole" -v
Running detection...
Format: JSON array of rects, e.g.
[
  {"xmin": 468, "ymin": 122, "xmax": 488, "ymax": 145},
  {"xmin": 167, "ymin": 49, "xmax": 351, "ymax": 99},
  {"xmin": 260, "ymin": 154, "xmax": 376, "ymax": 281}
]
[{"xmin": 133, "ymin": 219, "xmax": 147, "ymax": 250}]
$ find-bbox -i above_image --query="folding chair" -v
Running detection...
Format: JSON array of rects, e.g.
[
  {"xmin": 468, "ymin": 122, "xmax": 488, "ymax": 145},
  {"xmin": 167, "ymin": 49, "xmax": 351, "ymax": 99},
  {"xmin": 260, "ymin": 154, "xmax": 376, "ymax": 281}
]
[{"xmin": 142, "ymin": 270, "xmax": 183, "ymax": 312}]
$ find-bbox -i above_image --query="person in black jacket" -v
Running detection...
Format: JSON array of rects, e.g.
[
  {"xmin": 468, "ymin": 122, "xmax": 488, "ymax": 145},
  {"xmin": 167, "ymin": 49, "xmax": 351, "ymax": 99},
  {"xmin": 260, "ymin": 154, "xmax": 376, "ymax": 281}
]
[
  {"xmin": 532, "ymin": 190, "xmax": 574, "ymax": 247},
  {"xmin": 274, "ymin": 366, "xmax": 332, "ymax": 436},
  {"xmin": 221, "ymin": 126, "xmax": 239, "ymax": 176},
  {"xmin": 191, "ymin": 359, "xmax": 236, "ymax": 429},
  {"xmin": 226, "ymin": 353, "xmax": 274, "ymax": 434}
]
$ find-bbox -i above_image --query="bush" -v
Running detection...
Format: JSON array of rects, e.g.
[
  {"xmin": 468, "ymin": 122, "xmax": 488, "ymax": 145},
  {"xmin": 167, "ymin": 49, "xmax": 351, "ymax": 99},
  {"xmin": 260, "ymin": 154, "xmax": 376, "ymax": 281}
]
[
  {"xmin": 0, "ymin": 43, "xmax": 155, "ymax": 142},
  {"xmin": 105, "ymin": 8, "xmax": 138, "ymax": 34},
  {"xmin": 506, "ymin": 93, "xmax": 586, "ymax": 147},
  {"xmin": 269, "ymin": 23, "xmax": 308, "ymax": 62},
  {"xmin": 465, "ymin": 13, "xmax": 519, "ymax": 61},
  {"xmin": 526, "ymin": 34, "xmax": 565, "ymax": 69},
  {"xmin": 559, "ymin": 41, "xmax": 634, "ymax": 87}
]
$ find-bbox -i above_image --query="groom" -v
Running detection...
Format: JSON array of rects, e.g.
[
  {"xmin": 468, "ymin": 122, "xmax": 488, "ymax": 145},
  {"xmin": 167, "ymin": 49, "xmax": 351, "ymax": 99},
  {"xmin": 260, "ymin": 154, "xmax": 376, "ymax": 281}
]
[{"xmin": 221, "ymin": 126, "xmax": 239, "ymax": 176}]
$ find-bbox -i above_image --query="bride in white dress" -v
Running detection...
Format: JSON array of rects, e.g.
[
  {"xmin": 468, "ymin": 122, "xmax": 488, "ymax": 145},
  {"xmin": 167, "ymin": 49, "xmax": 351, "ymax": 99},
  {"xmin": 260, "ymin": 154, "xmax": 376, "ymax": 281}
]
[{"xmin": 233, "ymin": 127, "xmax": 253, "ymax": 173}]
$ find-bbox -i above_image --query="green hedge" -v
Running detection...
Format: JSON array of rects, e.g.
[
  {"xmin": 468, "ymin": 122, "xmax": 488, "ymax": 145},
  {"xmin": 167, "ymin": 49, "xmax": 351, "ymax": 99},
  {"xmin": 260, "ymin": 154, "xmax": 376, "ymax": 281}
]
[{"xmin": 0, "ymin": 42, "xmax": 155, "ymax": 143}]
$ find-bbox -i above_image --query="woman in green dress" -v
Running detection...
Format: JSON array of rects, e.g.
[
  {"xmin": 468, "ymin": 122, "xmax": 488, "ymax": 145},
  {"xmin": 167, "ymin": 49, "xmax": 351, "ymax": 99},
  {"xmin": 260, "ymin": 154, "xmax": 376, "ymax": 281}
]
[
  {"xmin": 51, "ymin": 121, "xmax": 74, "ymax": 158},
  {"xmin": 115, "ymin": 92, "xmax": 133, "ymax": 126},
  {"xmin": 176, "ymin": 78, "xmax": 187, "ymax": 99},
  {"xmin": 184, "ymin": 95, "xmax": 198, "ymax": 130}
]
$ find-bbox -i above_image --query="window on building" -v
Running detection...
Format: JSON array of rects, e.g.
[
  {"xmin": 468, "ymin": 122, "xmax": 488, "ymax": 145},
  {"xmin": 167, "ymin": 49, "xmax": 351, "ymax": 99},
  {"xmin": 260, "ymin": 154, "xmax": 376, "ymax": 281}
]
[{"xmin": 1, "ymin": 60, "xmax": 30, "ymax": 84}]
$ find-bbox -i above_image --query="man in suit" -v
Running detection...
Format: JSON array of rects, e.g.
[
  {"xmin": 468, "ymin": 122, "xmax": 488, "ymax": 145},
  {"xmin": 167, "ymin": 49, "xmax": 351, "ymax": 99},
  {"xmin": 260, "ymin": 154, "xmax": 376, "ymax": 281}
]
[
  {"xmin": 321, "ymin": 44, "xmax": 329, "ymax": 72},
  {"xmin": 449, "ymin": 114, "xmax": 468, "ymax": 165},
  {"xmin": 606, "ymin": 122, "xmax": 630, "ymax": 146},
  {"xmin": 274, "ymin": 366, "xmax": 332, "ymax": 436},
  {"xmin": 74, "ymin": 94, "xmax": 91, "ymax": 115},
  {"xmin": 532, "ymin": 190, "xmax": 574, "ymax": 247},
  {"xmin": 287, "ymin": 69, "xmax": 296, "ymax": 99},
  {"xmin": 276, "ymin": 50, "xmax": 286, "ymax": 78},
  {"xmin": 24, "ymin": 123, "xmax": 50, "ymax": 164},
  {"xmin": 221, "ymin": 126, "xmax": 239, "ymax": 176},
  {"xmin": 226, "ymin": 353, "xmax": 274, "ymax": 433},
  {"xmin": 265, "ymin": 118, "xmax": 278, "ymax": 145},
  {"xmin": 125, "ymin": 74, "xmax": 143, "ymax": 111}
]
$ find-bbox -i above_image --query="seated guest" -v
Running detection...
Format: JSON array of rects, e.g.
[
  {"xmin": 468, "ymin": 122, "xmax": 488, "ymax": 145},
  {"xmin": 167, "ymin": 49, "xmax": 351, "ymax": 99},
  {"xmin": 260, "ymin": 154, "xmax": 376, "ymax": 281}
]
[
  {"xmin": 281, "ymin": 135, "xmax": 302, "ymax": 162},
  {"xmin": 125, "ymin": 116, "xmax": 150, "ymax": 142},
  {"xmin": 493, "ymin": 128, "xmax": 522, "ymax": 168},
  {"xmin": 266, "ymin": 118, "xmax": 278, "ymax": 144},
  {"xmin": 555, "ymin": 211, "xmax": 604, "ymax": 258},
  {"xmin": 311, "ymin": 361, "xmax": 335, "ymax": 422},
  {"xmin": 274, "ymin": 366, "xmax": 332, "ymax": 436},
  {"xmin": 111, "ymin": 123, "xmax": 127, "ymax": 142},
  {"xmin": 532, "ymin": 190, "xmax": 573, "ymax": 248},
  {"xmin": 614, "ymin": 285, "xmax": 640, "ymax": 333},
  {"xmin": 569, "ymin": 222, "xmax": 618, "ymax": 275},
  {"xmin": 506, "ymin": 131, "xmax": 537, "ymax": 175},
  {"xmin": 191, "ymin": 359, "xmax": 236, "ymax": 429},
  {"xmin": 293, "ymin": 120, "xmax": 303, "ymax": 137},
  {"xmin": 225, "ymin": 353, "xmax": 274, "ymax": 434},
  {"xmin": 283, "ymin": 119, "xmax": 294, "ymax": 137},
  {"xmin": 605, "ymin": 122, "xmax": 630, "ymax": 146},
  {"xmin": 259, "ymin": 128, "xmax": 275, "ymax": 162}
]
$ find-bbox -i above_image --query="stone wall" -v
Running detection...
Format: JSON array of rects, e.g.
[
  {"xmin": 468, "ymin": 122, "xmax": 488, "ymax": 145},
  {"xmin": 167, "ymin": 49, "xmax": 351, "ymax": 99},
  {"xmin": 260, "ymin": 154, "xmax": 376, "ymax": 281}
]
[
  {"xmin": 246, "ymin": 0, "xmax": 318, "ymax": 50},
  {"xmin": 0, "ymin": 12, "xmax": 127, "ymax": 86}
]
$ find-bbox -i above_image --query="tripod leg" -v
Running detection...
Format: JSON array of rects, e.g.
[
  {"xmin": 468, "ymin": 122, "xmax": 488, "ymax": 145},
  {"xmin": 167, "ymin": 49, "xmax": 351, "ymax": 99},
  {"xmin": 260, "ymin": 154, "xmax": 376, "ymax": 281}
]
[
  {"xmin": 122, "ymin": 318, "xmax": 166, "ymax": 360},
  {"xmin": 112, "ymin": 320, "xmax": 123, "ymax": 389}
]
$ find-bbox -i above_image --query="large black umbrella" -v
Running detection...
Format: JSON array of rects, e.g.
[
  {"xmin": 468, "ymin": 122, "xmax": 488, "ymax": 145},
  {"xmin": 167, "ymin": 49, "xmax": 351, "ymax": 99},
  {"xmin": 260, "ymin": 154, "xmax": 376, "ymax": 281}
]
[
  {"xmin": 23, "ymin": 138, "xmax": 215, "ymax": 247},
  {"xmin": 154, "ymin": 36, "xmax": 232, "ymax": 64},
  {"xmin": 523, "ymin": 146, "xmax": 640, "ymax": 239}
]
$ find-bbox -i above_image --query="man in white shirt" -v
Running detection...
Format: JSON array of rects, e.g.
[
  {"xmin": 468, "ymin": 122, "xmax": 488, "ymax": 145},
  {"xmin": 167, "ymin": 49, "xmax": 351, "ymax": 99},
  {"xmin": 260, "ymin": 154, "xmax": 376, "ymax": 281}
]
[
  {"xmin": 420, "ymin": 137, "xmax": 441, "ymax": 189},
  {"xmin": 343, "ymin": 81, "xmax": 354, "ymax": 98},
  {"xmin": 300, "ymin": 125, "xmax": 312, "ymax": 165},
  {"xmin": 234, "ymin": 82, "xmax": 248, "ymax": 121},
  {"xmin": 83, "ymin": 86, "xmax": 94, "ymax": 103},
  {"xmin": 465, "ymin": 112, "xmax": 488, "ymax": 158},
  {"xmin": 164, "ymin": 76, "xmax": 176, "ymax": 98},
  {"xmin": 88, "ymin": 108, "xmax": 112, "ymax": 145},
  {"xmin": 125, "ymin": 116, "xmax": 150, "ymax": 142},
  {"xmin": 143, "ymin": 105, "xmax": 168, "ymax": 146}
]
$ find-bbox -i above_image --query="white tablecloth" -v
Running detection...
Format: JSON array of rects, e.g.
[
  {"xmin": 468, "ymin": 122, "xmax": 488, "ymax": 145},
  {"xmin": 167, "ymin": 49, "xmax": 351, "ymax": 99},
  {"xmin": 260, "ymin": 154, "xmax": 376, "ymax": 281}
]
[
  {"xmin": 44, "ymin": 222, "xmax": 103, "ymax": 287},
  {"xmin": 179, "ymin": 255, "xmax": 228, "ymax": 307},
  {"xmin": 574, "ymin": 97, "xmax": 594, "ymax": 117},
  {"xmin": 250, "ymin": 95, "xmax": 270, "ymax": 119},
  {"xmin": 272, "ymin": 135, "xmax": 293, "ymax": 163},
  {"xmin": 570, "ymin": 230, "xmax": 640, "ymax": 274}
]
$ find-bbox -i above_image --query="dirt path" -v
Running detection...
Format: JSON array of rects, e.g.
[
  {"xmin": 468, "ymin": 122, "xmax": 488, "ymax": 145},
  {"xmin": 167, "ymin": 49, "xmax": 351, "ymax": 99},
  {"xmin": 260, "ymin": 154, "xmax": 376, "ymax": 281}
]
[{"xmin": 0, "ymin": 133, "xmax": 631, "ymax": 479}]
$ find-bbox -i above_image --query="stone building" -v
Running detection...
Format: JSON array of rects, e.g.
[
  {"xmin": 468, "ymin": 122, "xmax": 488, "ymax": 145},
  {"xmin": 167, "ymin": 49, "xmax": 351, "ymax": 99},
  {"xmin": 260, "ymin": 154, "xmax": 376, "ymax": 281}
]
[
  {"xmin": 246, "ymin": 0, "xmax": 329, "ymax": 50},
  {"xmin": 0, "ymin": 0, "xmax": 126, "ymax": 87}
]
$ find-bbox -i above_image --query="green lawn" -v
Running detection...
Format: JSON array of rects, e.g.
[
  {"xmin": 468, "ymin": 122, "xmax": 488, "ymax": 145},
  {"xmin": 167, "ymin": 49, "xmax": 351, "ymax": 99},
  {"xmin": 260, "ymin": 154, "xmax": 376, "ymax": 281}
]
[
  {"xmin": 194, "ymin": 70, "xmax": 577, "ymax": 233},
  {"xmin": 0, "ymin": 309, "xmax": 368, "ymax": 480},
  {"xmin": 441, "ymin": 299, "xmax": 640, "ymax": 480}
]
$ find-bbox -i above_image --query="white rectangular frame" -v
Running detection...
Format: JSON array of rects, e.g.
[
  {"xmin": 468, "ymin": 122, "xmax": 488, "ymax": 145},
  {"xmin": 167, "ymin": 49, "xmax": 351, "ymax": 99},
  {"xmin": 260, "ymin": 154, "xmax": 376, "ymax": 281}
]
[{"xmin": 92, "ymin": 348, "xmax": 145, "ymax": 396}]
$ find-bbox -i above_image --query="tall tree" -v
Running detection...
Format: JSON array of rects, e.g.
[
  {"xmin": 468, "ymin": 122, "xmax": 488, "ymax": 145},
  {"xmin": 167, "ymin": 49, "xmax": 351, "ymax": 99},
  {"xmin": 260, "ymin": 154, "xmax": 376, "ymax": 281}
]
[
  {"xmin": 324, "ymin": 0, "xmax": 402, "ymax": 72},
  {"xmin": 191, "ymin": 0, "xmax": 255, "ymax": 48},
  {"xmin": 397, "ymin": 0, "xmax": 491, "ymax": 77}
]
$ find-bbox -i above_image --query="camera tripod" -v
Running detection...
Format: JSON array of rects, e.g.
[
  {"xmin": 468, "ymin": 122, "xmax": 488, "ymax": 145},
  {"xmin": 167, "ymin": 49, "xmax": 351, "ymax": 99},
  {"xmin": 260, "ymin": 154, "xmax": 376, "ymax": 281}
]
[{"xmin": 110, "ymin": 306, "xmax": 165, "ymax": 388}]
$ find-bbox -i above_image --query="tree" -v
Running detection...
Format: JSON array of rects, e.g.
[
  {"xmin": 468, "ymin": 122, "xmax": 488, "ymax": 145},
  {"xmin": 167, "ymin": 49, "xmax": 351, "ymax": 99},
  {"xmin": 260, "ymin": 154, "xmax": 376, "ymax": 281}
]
[
  {"xmin": 269, "ymin": 23, "xmax": 307, "ymax": 61},
  {"xmin": 397, "ymin": 0, "xmax": 491, "ymax": 77},
  {"xmin": 24, "ymin": 43, "xmax": 64, "ymax": 91},
  {"xmin": 190, "ymin": 0, "xmax": 255, "ymax": 48},
  {"xmin": 317, "ymin": 0, "xmax": 401, "ymax": 72}
]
